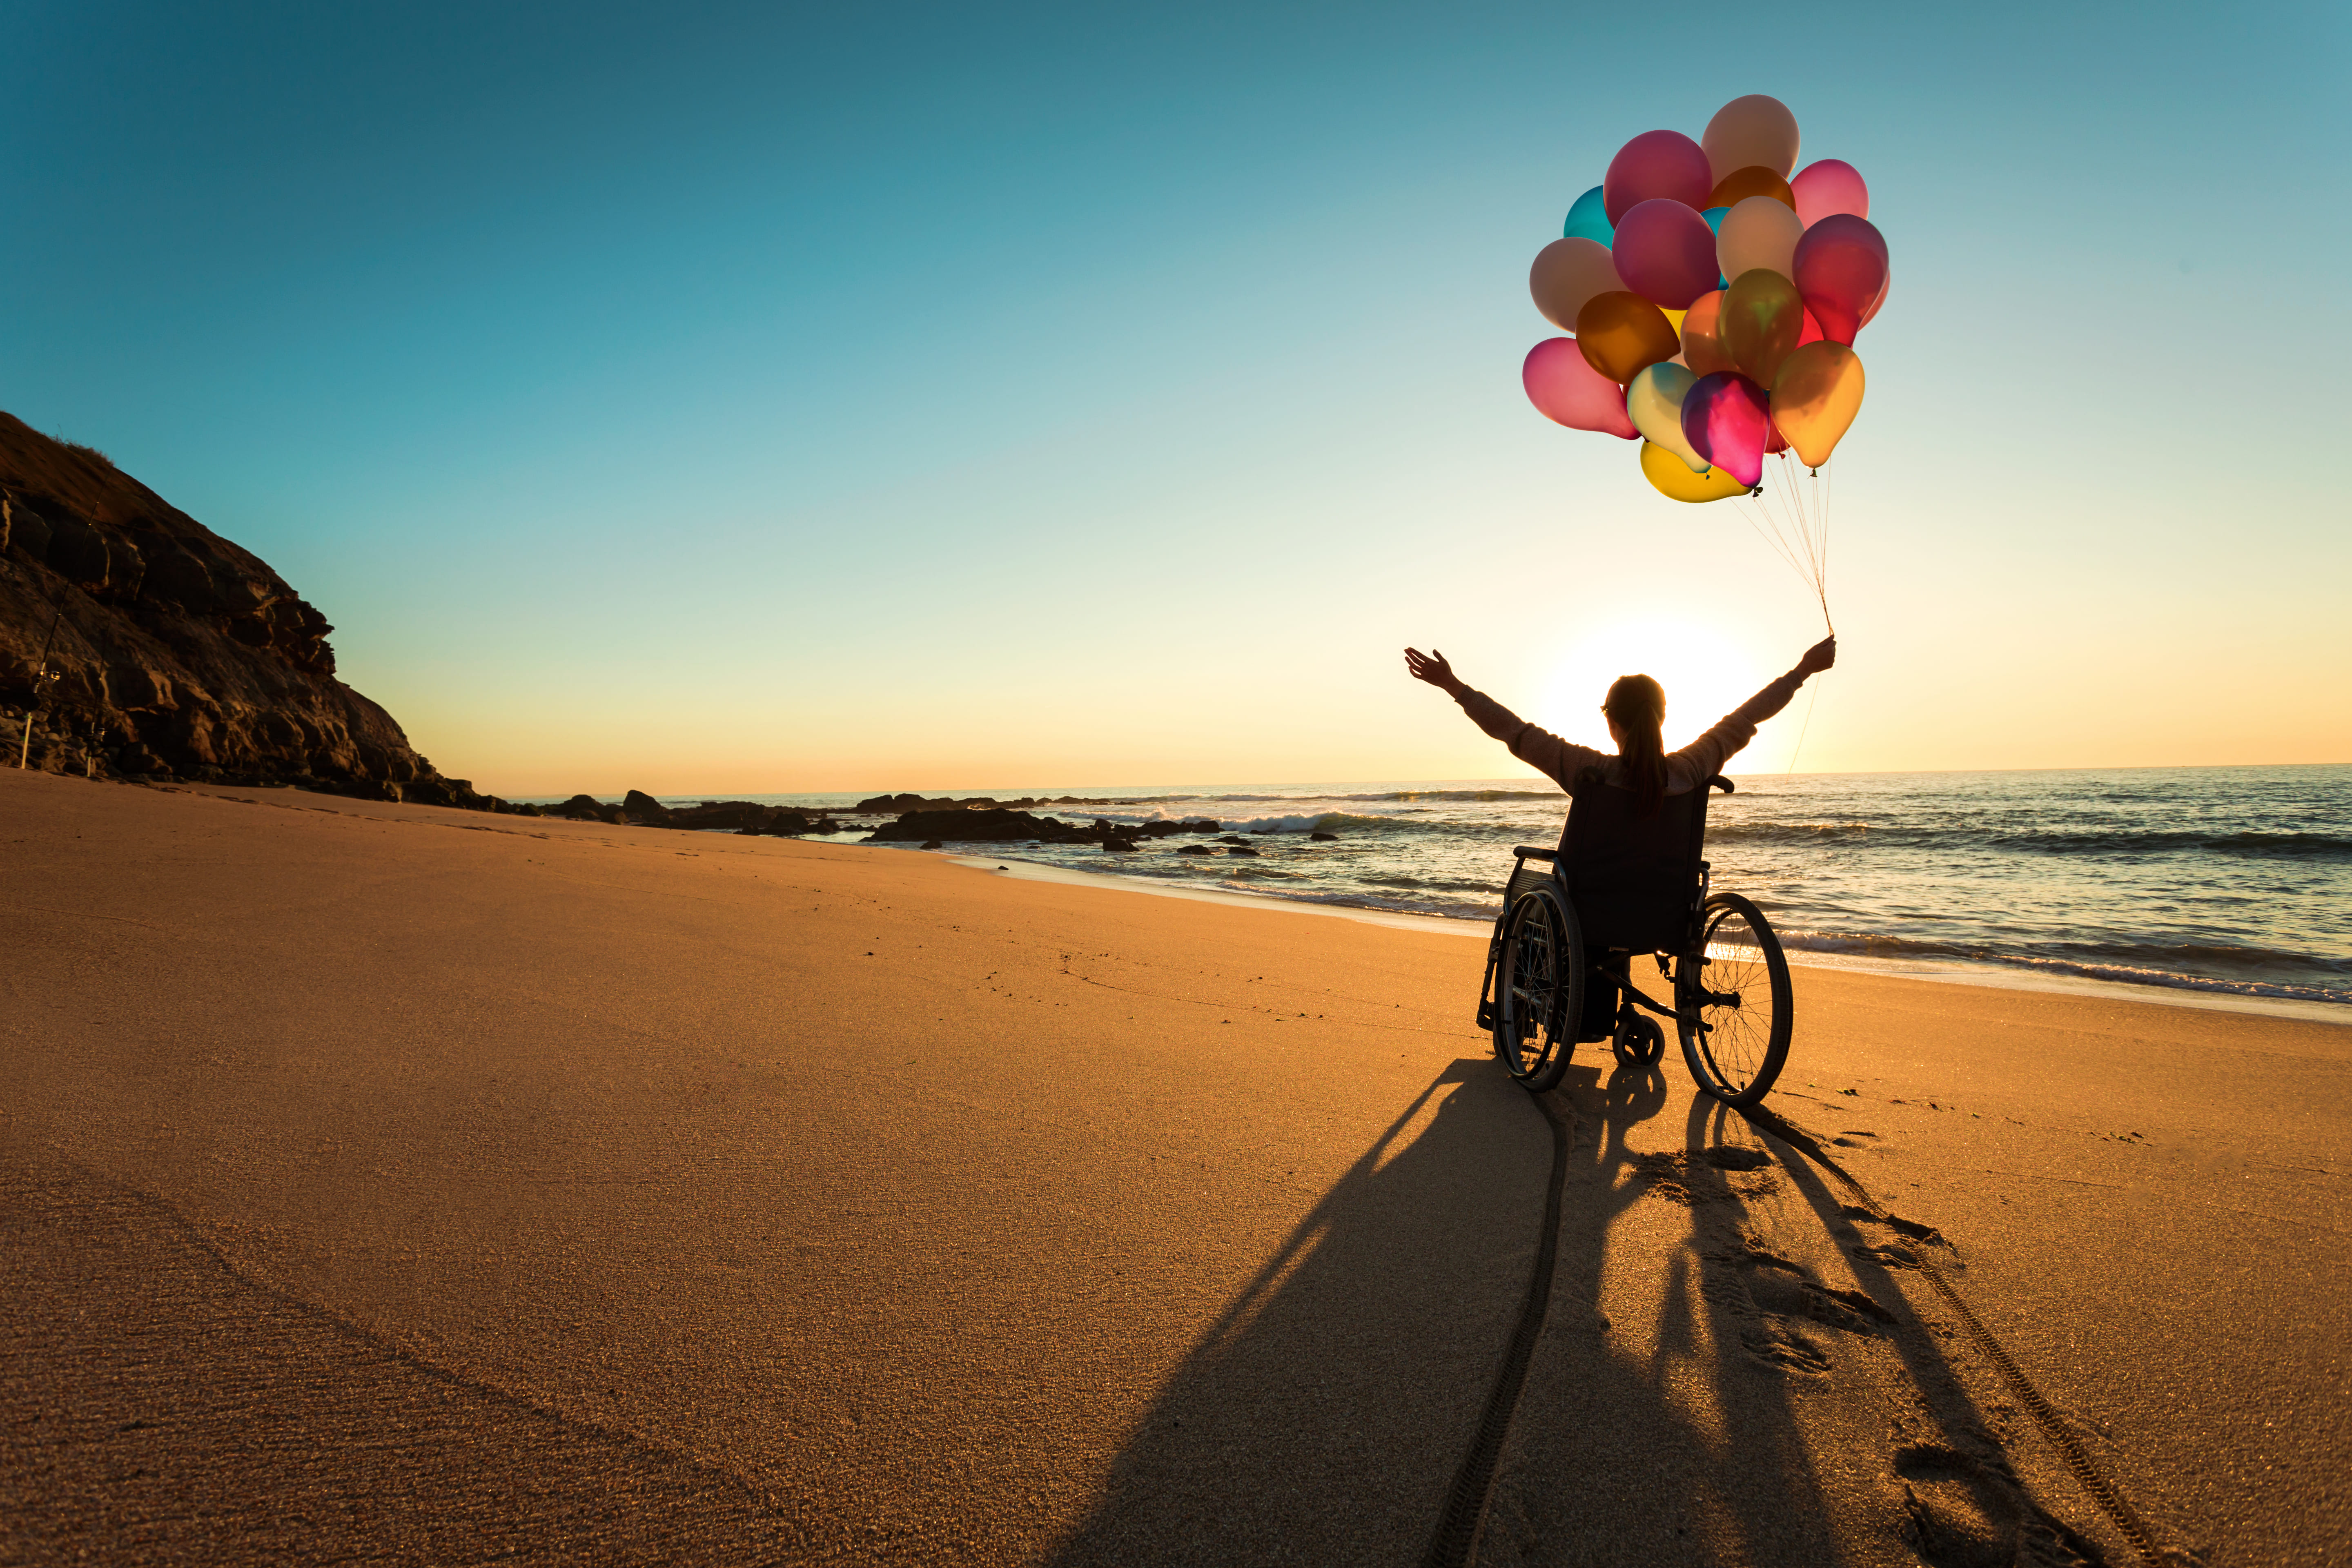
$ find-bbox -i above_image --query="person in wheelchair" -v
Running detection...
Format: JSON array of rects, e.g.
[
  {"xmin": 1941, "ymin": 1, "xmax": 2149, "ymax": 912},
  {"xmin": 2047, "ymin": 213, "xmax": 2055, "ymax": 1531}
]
[
  {"xmin": 1401, "ymin": 635, "xmax": 1836, "ymax": 1102},
  {"xmin": 1401, "ymin": 637, "xmax": 1835, "ymax": 811}
]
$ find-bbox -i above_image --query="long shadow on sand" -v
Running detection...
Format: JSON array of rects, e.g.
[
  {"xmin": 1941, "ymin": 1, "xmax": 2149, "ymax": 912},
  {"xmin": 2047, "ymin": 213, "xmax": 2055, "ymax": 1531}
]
[
  {"xmin": 1475, "ymin": 1064, "xmax": 2105, "ymax": 1567},
  {"xmin": 1047, "ymin": 1049, "xmax": 2103, "ymax": 1567},
  {"xmin": 1039, "ymin": 1056, "xmax": 1551, "ymax": 1566}
]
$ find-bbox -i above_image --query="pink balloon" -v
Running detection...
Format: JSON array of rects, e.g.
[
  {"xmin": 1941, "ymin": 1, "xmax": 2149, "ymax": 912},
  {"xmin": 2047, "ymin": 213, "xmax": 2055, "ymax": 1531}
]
[
  {"xmin": 1610, "ymin": 198, "xmax": 1721, "ymax": 310},
  {"xmin": 1792, "ymin": 214, "xmax": 1888, "ymax": 345},
  {"xmin": 1603, "ymin": 130, "xmax": 1713, "ymax": 225},
  {"xmin": 1790, "ymin": 159, "xmax": 1869, "ymax": 228},
  {"xmin": 1523, "ymin": 337, "xmax": 1637, "ymax": 439},
  {"xmin": 1680, "ymin": 372, "xmax": 1771, "ymax": 487}
]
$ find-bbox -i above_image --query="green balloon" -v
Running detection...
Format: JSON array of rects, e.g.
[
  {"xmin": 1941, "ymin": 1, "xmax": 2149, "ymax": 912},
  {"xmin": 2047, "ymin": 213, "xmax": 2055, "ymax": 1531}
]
[{"xmin": 1721, "ymin": 268, "xmax": 1804, "ymax": 391}]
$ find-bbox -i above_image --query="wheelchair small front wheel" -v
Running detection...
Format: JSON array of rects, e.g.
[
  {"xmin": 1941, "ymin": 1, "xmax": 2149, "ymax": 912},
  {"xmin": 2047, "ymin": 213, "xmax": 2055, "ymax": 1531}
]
[
  {"xmin": 1613, "ymin": 1013, "xmax": 1665, "ymax": 1067},
  {"xmin": 1675, "ymin": 893, "xmax": 1793, "ymax": 1105},
  {"xmin": 1493, "ymin": 886, "xmax": 1583, "ymax": 1093}
]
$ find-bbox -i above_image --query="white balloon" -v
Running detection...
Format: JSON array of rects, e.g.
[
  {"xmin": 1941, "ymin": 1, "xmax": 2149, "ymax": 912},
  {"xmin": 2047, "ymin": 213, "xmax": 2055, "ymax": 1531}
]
[
  {"xmin": 1626, "ymin": 363, "xmax": 1708, "ymax": 473},
  {"xmin": 1717, "ymin": 196, "xmax": 1804, "ymax": 287}
]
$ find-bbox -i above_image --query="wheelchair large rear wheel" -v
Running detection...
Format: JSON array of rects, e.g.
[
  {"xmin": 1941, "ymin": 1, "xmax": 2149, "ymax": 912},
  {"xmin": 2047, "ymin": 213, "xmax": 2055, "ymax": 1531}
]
[
  {"xmin": 1493, "ymin": 887, "xmax": 1583, "ymax": 1093},
  {"xmin": 1675, "ymin": 893, "xmax": 1793, "ymax": 1106}
]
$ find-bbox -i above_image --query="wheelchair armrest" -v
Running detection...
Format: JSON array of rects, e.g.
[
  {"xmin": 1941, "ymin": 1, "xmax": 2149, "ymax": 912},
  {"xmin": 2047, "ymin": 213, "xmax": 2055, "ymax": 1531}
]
[
  {"xmin": 1707, "ymin": 776, "xmax": 1735, "ymax": 794},
  {"xmin": 1512, "ymin": 845, "xmax": 1560, "ymax": 860}
]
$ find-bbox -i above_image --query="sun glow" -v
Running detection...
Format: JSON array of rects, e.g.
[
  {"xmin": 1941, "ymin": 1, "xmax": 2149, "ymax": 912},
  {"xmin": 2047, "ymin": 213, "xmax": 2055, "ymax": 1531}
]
[{"xmin": 1536, "ymin": 615, "xmax": 1763, "ymax": 755}]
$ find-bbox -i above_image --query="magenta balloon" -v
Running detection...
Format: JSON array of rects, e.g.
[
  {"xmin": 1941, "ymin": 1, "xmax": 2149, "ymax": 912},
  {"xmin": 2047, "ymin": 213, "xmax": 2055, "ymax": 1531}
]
[
  {"xmin": 1792, "ymin": 214, "xmax": 1888, "ymax": 345},
  {"xmin": 1790, "ymin": 159, "xmax": 1869, "ymax": 228},
  {"xmin": 1610, "ymin": 198, "xmax": 1721, "ymax": 310},
  {"xmin": 1602, "ymin": 130, "xmax": 1713, "ymax": 225},
  {"xmin": 1522, "ymin": 337, "xmax": 1638, "ymax": 439},
  {"xmin": 1860, "ymin": 270, "xmax": 1891, "ymax": 329},
  {"xmin": 1680, "ymin": 372, "xmax": 1772, "ymax": 488}
]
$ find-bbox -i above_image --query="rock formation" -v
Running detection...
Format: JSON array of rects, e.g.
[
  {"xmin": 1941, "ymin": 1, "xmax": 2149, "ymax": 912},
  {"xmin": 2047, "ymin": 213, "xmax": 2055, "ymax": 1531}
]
[
  {"xmin": 865, "ymin": 809, "xmax": 1220, "ymax": 846},
  {"xmin": 0, "ymin": 413, "xmax": 492, "ymax": 805},
  {"xmin": 534, "ymin": 791, "xmax": 845, "ymax": 835}
]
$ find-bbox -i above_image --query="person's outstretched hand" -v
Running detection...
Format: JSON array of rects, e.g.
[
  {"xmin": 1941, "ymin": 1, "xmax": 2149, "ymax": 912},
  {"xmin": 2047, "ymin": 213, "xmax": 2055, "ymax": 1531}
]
[
  {"xmin": 1404, "ymin": 647, "xmax": 1466, "ymax": 698},
  {"xmin": 1796, "ymin": 635, "xmax": 1837, "ymax": 677}
]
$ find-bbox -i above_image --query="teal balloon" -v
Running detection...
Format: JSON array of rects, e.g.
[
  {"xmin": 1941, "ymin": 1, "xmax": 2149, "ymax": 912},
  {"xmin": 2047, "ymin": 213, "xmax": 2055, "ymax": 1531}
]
[
  {"xmin": 1702, "ymin": 207, "xmax": 1730, "ymax": 288},
  {"xmin": 1563, "ymin": 185, "xmax": 1612, "ymax": 244}
]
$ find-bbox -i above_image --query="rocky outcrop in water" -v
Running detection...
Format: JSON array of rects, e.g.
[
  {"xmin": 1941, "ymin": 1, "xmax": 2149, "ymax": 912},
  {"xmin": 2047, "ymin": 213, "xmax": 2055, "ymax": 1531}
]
[
  {"xmin": 851, "ymin": 790, "xmax": 1170, "ymax": 813},
  {"xmin": 866, "ymin": 809, "xmax": 1219, "ymax": 846},
  {"xmin": 0, "ymin": 413, "xmax": 491, "ymax": 805},
  {"xmin": 533, "ymin": 791, "xmax": 845, "ymax": 834}
]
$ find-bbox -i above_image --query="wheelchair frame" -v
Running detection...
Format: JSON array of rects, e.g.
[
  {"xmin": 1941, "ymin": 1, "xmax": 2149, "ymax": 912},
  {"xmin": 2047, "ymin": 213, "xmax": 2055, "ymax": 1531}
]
[{"xmin": 1474, "ymin": 773, "xmax": 1794, "ymax": 1104}]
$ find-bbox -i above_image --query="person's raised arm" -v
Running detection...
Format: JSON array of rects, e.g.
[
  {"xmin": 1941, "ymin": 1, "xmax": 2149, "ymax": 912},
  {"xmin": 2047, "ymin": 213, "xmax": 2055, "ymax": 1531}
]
[
  {"xmin": 1738, "ymin": 634, "xmax": 1835, "ymax": 724},
  {"xmin": 1403, "ymin": 646, "xmax": 1468, "ymax": 700},
  {"xmin": 1403, "ymin": 646, "xmax": 1600, "ymax": 791},
  {"xmin": 1676, "ymin": 636, "xmax": 1837, "ymax": 778}
]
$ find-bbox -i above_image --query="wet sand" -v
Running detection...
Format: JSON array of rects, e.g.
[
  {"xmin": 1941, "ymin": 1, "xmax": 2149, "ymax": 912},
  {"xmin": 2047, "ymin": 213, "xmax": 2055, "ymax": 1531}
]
[{"xmin": 3, "ymin": 767, "xmax": 2345, "ymax": 1565}]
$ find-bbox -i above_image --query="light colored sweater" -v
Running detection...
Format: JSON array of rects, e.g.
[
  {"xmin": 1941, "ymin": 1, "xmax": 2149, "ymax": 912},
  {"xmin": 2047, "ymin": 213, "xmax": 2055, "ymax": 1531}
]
[{"xmin": 1454, "ymin": 670, "xmax": 1807, "ymax": 796}]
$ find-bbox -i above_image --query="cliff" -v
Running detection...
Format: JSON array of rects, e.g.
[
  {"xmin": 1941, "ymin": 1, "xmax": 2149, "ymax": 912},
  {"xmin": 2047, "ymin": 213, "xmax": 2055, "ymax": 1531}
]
[{"xmin": 0, "ymin": 413, "xmax": 492, "ymax": 806}]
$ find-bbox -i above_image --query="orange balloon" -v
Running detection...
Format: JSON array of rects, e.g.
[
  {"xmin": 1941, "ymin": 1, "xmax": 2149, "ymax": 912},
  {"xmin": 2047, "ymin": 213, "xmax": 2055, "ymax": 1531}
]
[
  {"xmin": 1679, "ymin": 290, "xmax": 1735, "ymax": 377},
  {"xmin": 1770, "ymin": 342, "xmax": 1866, "ymax": 468},
  {"xmin": 1706, "ymin": 165, "xmax": 1796, "ymax": 211},
  {"xmin": 1574, "ymin": 291, "xmax": 1682, "ymax": 384},
  {"xmin": 1530, "ymin": 238, "xmax": 1625, "ymax": 332}
]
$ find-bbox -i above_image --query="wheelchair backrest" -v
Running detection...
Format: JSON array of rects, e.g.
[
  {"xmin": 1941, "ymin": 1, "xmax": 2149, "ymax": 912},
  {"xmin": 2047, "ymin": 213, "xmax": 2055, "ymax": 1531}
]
[{"xmin": 1556, "ymin": 767, "xmax": 1720, "ymax": 951}]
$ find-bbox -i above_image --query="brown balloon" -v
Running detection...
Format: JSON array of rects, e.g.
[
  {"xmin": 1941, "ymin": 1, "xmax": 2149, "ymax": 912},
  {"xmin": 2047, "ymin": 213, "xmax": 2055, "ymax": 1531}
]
[
  {"xmin": 1529, "ymin": 237, "xmax": 1626, "ymax": 333},
  {"xmin": 1701, "ymin": 95, "xmax": 1801, "ymax": 185},
  {"xmin": 1706, "ymin": 165, "xmax": 1796, "ymax": 211},
  {"xmin": 1574, "ymin": 291, "xmax": 1682, "ymax": 384},
  {"xmin": 1679, "ymin": 290, "xmax": 1737, "ymax": 377}
]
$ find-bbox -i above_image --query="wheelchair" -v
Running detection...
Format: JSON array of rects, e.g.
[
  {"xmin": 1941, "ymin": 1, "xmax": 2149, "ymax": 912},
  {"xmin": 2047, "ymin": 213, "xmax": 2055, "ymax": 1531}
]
[{"xmin": 1475, "ymin": 768, "xmax": 1793, "ymax": 1105}]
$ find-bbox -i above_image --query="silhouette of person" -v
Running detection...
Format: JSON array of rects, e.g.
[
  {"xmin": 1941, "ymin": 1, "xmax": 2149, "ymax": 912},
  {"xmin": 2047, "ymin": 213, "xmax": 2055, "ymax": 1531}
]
[{"xmin": 1403, "ymin": 637, "xmax": 1835, "ymax": 815}]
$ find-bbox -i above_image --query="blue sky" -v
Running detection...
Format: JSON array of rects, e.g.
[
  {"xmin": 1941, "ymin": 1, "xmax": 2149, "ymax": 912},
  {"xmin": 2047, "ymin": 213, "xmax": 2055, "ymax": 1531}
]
[{"xmin": 4, "ymin": 2, "xmax": 2344, "ymax": 793}]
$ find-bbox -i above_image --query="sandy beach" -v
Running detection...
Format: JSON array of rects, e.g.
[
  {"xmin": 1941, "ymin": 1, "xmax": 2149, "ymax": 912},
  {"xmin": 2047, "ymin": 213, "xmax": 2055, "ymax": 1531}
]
[{"xmin": 4, "ymin": 765, "xmax": 2345, "ymax": 1566}]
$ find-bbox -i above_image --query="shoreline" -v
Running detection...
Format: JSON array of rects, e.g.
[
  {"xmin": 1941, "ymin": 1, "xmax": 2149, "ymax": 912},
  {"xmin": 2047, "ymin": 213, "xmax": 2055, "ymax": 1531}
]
[{"xmin": 942, "ymin": 845, "xmax": 2352, "ymax": 1027}]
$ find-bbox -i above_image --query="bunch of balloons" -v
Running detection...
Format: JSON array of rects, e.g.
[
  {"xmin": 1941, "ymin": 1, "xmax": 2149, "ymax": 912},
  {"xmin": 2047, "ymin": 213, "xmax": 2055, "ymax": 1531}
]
[{"xmin": 1521, "ymin": 95, "xmax": 1883, "ymax": 506}]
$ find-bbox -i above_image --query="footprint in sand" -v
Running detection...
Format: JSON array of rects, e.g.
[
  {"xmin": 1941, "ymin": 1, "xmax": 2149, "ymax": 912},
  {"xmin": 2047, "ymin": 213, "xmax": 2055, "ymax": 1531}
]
[
  {"xmin": 1719, "ymin": 1237, "xmax": 1898, "ymax": 1343},
  {"xmin": 1890, "ymin": 1443, "xmax": 2102, "ymax": 1568},
  {"xmin": 1839, "ymin": 1202, "xmax": 1946, "ymax": 1247},
  {"xmin": 1740, "ymin": 1323, "xmax": 1834, "ymax": 1374}
]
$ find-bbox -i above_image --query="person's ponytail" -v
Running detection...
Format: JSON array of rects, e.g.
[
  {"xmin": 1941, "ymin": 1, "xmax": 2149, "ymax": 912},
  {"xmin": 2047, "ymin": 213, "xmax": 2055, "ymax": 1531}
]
[{"xmin": 1604, "ymin": 674, "xmax": 1668, "ymax": 817}]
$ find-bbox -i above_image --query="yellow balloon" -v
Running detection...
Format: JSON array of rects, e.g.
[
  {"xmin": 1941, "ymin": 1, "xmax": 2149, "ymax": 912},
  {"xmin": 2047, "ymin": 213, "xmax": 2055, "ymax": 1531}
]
[
  {"xmin": 1662, "ymin": 307, "xmax": 1686, "ymax": 336},
  {"xmin": 1640, "ymin": 440, "xmax": 1749, "ymax": 503},
  {"xmin": 1770, "ymin": 342, "xmax": 1866, "ymax": 468}
]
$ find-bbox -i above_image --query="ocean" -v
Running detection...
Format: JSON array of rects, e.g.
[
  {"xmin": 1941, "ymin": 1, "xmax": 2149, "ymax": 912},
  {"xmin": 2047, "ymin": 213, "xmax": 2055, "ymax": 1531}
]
[{"xmin": 597, "ymin": 764, "xmax": 2351, "ymax": 1015}]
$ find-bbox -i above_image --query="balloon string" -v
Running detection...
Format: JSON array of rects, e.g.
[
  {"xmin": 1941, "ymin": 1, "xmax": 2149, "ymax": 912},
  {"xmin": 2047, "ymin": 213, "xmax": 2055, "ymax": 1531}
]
[
  {"xmin": 1737, "ymin": 492, "xmax": 1811, "ymax": 596},
  {"xmin": 1740, "ymin": 455, "xmax": 1833, "ymax": 633},
  {"xmin": 1786, "ymin": 673, "xmax": 1822, "ymax": 775}
]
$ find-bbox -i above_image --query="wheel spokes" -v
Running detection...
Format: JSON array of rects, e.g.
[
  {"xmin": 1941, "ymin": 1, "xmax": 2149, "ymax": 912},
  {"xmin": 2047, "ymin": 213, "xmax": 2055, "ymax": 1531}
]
[{"xmin": 1694, "ymin": 912, "xmax": 1776, "ymax": 1092}]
